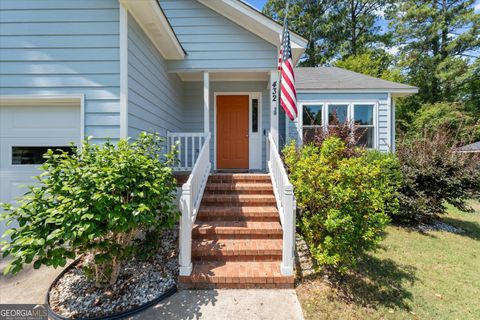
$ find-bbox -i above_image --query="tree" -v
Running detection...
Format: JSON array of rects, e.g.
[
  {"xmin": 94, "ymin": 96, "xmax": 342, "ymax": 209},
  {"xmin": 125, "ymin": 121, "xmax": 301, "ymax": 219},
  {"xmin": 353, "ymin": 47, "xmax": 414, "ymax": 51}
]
[
  {"xmin": 386, "ymin": 0, "xmax": 480, "ymax": 104},
  {"xmin": 334, "ymin": 49, "xmax": 403, "ymax": 82},
  {"xmin": 331, "ymin": 0, "xmax": 390, "ymax": 56},
  {"xmin": 263, "ymin": 0, "xmax": 336, "ymax": 66},
  {"xmin": 263, "ymin": 0, "xmax": 388, "ymax": 66}
]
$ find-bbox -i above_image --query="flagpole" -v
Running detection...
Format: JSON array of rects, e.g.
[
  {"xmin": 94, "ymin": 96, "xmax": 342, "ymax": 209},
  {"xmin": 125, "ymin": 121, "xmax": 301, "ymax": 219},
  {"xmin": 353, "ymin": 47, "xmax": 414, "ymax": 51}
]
[{"xmin": 277, "ymin": 0, "xmax": 290, "ymax": 126}]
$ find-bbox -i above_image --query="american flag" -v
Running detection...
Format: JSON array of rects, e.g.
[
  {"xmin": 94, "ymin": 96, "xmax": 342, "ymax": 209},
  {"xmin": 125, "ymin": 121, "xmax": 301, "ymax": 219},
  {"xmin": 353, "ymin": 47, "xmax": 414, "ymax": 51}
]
[{"xmin": 279, "ymin": 20, "xmax": 298, "ymax": 121}]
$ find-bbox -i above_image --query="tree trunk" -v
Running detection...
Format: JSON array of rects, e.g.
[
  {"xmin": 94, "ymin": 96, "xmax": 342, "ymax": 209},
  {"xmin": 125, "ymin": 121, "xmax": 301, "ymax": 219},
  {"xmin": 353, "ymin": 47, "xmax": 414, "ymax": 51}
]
[{"xmin": 351, "ymin": 0, "xmax": 357, "ymax": 55}]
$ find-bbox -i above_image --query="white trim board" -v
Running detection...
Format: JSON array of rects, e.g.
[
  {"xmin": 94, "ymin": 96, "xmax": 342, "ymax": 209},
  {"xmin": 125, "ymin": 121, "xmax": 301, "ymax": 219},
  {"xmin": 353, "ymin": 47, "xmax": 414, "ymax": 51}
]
[
  {"xmin": 0, "ymin": 94, "xmax": 85, "ymax": 142},
  {"xmin": 119, "ymin": 4, "xmax": 129, "ymax": 139},
  {"xmin": 297, "ymin": 88, "xmax": 418, "ymax": 97},
  {"xmin": 119, "ymin": 0, "xmax": 185, "ymax": 60},
  {"xmin": 213, "ymin": 92, "xmax": 263, "ymax": 171}
]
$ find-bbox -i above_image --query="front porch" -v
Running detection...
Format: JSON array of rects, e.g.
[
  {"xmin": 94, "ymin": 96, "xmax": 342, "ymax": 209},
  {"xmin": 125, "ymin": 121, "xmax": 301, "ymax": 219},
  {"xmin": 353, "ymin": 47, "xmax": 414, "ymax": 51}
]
[{"xmin": 168, "ymin": 71, "xmax": 296, "ymax": 288}]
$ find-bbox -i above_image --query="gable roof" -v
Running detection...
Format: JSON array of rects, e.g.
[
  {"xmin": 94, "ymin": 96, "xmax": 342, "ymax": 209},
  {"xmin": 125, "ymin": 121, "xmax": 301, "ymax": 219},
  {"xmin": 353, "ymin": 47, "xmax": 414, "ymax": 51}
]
[
  {"xmin": 295, "ymin": 67, "xmax": 418, "ymax": 96},
  {"xmin": 197, "ymin": 0, "xmax": 308, "ymax": 64}
]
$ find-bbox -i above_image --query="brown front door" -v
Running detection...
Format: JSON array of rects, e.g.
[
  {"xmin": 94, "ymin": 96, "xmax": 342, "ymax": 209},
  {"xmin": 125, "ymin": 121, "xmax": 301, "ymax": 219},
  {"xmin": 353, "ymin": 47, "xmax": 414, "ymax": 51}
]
[{"xmin": 217, "ymin": 95, "xmax": 249, "ymax": 169}]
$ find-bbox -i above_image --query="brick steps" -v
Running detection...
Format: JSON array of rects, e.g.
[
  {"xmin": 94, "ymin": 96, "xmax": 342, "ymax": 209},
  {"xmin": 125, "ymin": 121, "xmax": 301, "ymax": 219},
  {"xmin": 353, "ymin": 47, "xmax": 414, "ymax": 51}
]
[
  {"xmin": 180, "ymin": 173, "xmax": 294, "ymax": 289},
  {"xmin": 179, "ymin": 261, "xmax": 294, "ymax": 289},
  {"xmin": 208, "ymin": 174, "xmax": 271, "ymax": 183},
  {"xmin": 197, "ymin": 205, "xmax": 279, "ymax": 221},
  {"xmin": 201, "ymin": 194, "xmax": 276, "ymax": 206},
  {"xmin": 192, "ymin": 239, "xmax": 282, "ymax": 261},
  {"xmin": 192, "ymin": 221, "xmax": 283, "ymax": 238},
  {"xmin": 205, "ymin": 183, "xmax": 273, "ymax": 194}
]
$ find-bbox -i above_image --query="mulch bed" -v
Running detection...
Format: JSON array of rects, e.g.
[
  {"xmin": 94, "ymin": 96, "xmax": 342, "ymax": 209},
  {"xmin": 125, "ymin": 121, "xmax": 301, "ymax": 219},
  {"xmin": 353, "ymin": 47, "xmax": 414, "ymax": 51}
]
[{"xmin": 48, "ymin": 228, "xmax": 178, "ymax": 319}]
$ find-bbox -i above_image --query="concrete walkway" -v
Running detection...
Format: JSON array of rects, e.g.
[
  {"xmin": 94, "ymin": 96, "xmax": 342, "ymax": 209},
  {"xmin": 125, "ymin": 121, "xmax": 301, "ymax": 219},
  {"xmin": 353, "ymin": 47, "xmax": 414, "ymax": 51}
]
[
  {"xmin": 0, "ymin": 260, "xmax": 304, "ymax": 319},
  {"xmin": 130, "ymin": 289, "xmax": 304, "ymax": 320}
]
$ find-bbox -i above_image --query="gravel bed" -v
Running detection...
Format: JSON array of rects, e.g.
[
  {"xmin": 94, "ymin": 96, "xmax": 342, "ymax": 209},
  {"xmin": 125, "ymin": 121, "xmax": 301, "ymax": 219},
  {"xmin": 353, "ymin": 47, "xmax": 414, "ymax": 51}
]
[
  {"xmin": 415, "ymin": 220, "xmax": 465, "ymax": 234},
  {"xmin": 295, "ymin": 233, "xmax": 316, "ymax": 281},
  {"xmin": 49, "ymin": 228, "xmax": 178, "ymax": 319}
]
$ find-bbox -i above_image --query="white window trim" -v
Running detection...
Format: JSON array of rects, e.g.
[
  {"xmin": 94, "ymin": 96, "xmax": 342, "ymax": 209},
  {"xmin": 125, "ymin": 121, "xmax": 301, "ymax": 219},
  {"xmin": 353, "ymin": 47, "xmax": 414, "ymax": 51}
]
[
  {"xmin": 213, "ymin": 92, "xmax": 263, "ymax": 170},
  {"xmin": 297, "ymin": 100, "xmax": 379, "ymax": 149}
]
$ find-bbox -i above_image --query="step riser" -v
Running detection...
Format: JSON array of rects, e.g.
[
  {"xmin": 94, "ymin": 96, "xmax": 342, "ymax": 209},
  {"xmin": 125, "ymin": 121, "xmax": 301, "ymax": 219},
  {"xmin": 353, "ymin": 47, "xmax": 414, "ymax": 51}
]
[
  {"xmin": 192, "ymin": 234, "xmax": 283, "ymax": 240},
  {"xmin": 208, "ymin": 178, "xmax": 271, "ymax": 184},
  {"xmin": 192, "ymin": 255, "xmax": 282, "ymax": 262},
  {"xmin": 196, "ymin": 215, "xmax": 278, "ymax": 222},
  {"xmin": 201, "ymin": 199, "xmax": 277, "ymax": 206},
  {"xmin": 179, "ymin": 282, "xmax": 294, "ymax": 289},
  {"xmin": 204, "ymin": 190, "xmax": 274, "ymax": 195}
]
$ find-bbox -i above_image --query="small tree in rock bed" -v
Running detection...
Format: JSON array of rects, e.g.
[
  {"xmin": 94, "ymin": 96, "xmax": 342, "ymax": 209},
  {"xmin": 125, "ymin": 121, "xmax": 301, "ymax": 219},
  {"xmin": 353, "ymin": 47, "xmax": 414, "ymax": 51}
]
[{"xmin": 0, "ymin": 133, "xmax": 179, "ymax": 287}]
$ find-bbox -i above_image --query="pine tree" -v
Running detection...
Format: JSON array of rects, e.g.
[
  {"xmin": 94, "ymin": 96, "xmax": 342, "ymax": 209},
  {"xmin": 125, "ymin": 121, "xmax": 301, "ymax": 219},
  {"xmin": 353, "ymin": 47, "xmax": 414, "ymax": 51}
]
[{"xmin": 386, "ymin": 0, "xmax": 480, "ymax": 104}]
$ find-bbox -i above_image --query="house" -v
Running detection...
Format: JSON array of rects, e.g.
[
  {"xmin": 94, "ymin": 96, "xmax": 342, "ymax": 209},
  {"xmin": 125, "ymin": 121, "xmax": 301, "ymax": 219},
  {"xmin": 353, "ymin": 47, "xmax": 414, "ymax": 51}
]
[{"xmin": 0, "ymin": 0, "xmax": 417, "ymax": 288}]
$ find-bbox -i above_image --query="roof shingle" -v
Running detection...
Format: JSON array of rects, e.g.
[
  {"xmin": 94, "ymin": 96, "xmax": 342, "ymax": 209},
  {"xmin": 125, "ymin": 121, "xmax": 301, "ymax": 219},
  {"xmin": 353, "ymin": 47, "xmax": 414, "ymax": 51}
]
[{"xmin": 295, "ymin": 67, "xmax": 418, "ymax": 91}]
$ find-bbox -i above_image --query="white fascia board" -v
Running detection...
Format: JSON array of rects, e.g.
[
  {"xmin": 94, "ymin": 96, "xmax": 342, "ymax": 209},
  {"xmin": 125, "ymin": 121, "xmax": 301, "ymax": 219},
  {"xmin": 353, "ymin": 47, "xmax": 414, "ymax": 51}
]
[
  {"xmin": 297, "ymin": 88, "xmax": 419, "ymax": 96},
  {"xmin": 120, "ymin": 0, "xmax": 185, "ymax": 60},
  {"xmin": 198, "ymin": 0, "xmax": 307, "ymax": 64}
]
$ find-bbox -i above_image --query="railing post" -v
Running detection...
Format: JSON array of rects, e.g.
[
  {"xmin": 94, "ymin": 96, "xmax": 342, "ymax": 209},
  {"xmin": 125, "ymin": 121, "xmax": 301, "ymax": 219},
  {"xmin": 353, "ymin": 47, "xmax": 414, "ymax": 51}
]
[
  {"xmin": 281, "ymin": 183, "xmax": 294, "ymax": 276},
  {"xmin": 179, "ymin": 183, "xmax": 193, "ymax": 276}
]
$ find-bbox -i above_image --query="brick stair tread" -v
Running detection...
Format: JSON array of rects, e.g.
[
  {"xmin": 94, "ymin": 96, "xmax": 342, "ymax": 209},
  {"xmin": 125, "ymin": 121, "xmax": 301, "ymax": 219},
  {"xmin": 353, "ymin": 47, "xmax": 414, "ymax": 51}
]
[
  {"xmin": 208, "ymin": 174, "xmax": 271, "ymax": 183},
  {"xmin": 181, "ymin": 261, "xmax": 294, "ymax": 284},
  {"xmin": 205, "ymin": 183, "xmax": 273, "ymax": 191},
  {"xmin": 192, "ymin": 238, "xmax": 282, "ymax": 256},
  {"xmin": 202, "ymin": 194, "xmax": 276, "ymax": 202},
  {"xmin": 198, "ymin": 205, "xmax": 279, "ymax": 217},
  {"xmin": 192, "ymin": 221, "xmax": 282, "ymax": 235}
]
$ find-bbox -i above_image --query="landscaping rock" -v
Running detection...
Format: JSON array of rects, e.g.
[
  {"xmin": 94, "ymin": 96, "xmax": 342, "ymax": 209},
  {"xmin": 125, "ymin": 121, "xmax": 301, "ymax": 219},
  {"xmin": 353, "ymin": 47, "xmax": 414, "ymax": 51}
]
[{"xmin": 49, "ymin": 228, "xmax": 178, "ymax": 319}]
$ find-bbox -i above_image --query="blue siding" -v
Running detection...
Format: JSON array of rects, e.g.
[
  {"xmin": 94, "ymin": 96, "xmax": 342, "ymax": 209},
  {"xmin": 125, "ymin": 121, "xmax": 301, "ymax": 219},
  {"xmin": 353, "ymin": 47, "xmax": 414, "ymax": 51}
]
[
  {"xmin": 127, "ymin": 14, "xmax": 184, "ymax": 139},
  {"xmin": 161, "ymin": 0, "xmax": 277, "ymax": 71},
  {"xmin": 182, "ymin": 81, "xmax": 270, "ymax": 170},
  {"xmin": 0, "ymin": 0, "xmax": 121, "ymax": 143},
  {"xmin": 286, "ymin": 92, "xmax": 391, "ymax": 152}
]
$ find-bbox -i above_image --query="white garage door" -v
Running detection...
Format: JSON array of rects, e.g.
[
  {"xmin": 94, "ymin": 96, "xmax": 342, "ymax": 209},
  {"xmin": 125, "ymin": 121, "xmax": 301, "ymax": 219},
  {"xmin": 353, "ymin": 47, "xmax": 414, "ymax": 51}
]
[{"xmin": 0, "ymin": 103, "xmax": 81, "ymax": 238}]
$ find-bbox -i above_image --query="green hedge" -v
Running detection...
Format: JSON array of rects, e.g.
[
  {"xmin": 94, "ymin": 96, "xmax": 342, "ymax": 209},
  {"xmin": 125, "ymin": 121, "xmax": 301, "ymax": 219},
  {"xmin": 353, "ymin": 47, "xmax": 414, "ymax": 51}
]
[{"xmin": 283, "ymin": 138, "xmax": 400, "ymax": 273}]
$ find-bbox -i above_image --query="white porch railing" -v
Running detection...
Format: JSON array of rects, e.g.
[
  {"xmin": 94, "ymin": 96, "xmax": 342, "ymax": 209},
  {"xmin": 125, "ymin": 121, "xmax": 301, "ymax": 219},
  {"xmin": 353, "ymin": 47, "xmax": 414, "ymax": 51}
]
[
  {"xmin": 167, "ymin": 132, "xmax": 206, "ymax": 171},
  {"xmin": 178, "ymin": 133, "xmax": 211, "ymax": 276},
  {"xmin": 267, "ymin": 132, "xmax": 296, "ymax": 276}
]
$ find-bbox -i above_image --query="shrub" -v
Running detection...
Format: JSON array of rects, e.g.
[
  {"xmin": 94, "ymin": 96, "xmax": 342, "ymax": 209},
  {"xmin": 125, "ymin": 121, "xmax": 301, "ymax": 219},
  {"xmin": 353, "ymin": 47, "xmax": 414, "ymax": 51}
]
[
  {"xmin": 1, "ymin": 133, "xmax": 179, "ymax": 287},
  {"xmin": 283, "ymin": 138, "xmax": 399, "ymax": 273},
  {"xmin": 395, "ymin": 132, "xmax": 480, "ymax": 223},
  {"xmin": 303, "ymin": 113, "xmax": 364, "ymax": 158}
]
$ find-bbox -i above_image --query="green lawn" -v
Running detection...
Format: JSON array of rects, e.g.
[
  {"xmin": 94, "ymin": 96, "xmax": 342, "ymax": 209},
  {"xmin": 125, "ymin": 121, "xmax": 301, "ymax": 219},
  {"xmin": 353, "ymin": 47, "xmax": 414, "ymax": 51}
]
[{"xmin": 297, "ymin": 201, "xmax": 480, "ymax": 320}]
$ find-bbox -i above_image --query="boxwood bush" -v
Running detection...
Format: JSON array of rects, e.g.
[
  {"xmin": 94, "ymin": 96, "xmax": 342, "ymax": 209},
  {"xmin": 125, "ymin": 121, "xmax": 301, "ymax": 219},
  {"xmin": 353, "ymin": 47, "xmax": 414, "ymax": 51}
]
[
  {"xmin": 283, "ymin": 137, "xmax": 400, "ymax": 273},
  {"xmin": 1, "ymin": 133, "xmax": 179, "ymax": 287}
]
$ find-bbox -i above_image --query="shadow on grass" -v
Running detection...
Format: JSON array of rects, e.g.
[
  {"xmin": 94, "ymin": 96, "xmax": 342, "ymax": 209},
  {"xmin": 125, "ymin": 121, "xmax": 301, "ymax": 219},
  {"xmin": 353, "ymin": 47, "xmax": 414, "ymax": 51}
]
[
  {"xmin": 318, "ymin": 253, "xmax": 417, "ymax": 311},
  {"xmin": 441, "ymin": 216, "xmax": 480, "ymax": 240}
]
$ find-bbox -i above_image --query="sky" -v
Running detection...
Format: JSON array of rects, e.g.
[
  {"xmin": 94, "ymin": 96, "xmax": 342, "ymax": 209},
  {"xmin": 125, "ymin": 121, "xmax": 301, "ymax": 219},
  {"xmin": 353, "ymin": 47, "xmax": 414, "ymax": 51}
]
[
  {"xmin": 246, "ymin": 0, "xmax": 480, "ymax": 12},
  {"xmin": 245, "ymin": 0, "xmax": 480, "ymax": 24}
]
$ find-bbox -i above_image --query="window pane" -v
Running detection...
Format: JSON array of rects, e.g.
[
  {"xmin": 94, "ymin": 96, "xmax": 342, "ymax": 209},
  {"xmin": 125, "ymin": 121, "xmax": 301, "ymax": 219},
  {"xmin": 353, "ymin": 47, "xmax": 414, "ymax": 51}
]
[
  {"xmin": 12, "ymin": 146, "xmax": 73, "ymax": 165},
  {"xmin": 303, "ymin": 127, "xmax": 323, "ymax": 142},
  {"xmin": 354, "ymin": 104, "xmax": 374, "ymax": 125},
  {"xmin": 303, "ymin": 105, "xmax": 322, "ymax": 126},
  {"xmin": 356, "ymin": 127, "xmax": 374, "ymax": 148},
  {"xmin": 328, "ymin": 104, "xmax": 348, "ymax": 124},
  {"xmin": 252, "ymin": 99, "xmax": 258, "ymax": 132}
]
